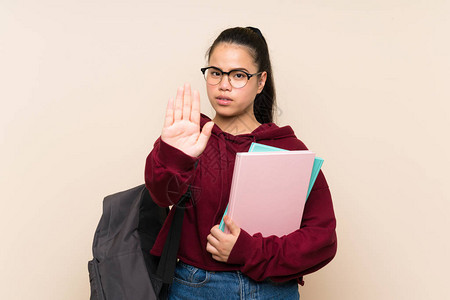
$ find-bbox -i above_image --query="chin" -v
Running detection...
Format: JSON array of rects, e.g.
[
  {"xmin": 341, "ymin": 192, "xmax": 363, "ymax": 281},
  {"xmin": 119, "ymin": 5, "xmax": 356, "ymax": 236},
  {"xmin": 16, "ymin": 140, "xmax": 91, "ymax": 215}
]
[{"xmin": 214, "ymin": 110, "xmax": 236, "ymax": 119}]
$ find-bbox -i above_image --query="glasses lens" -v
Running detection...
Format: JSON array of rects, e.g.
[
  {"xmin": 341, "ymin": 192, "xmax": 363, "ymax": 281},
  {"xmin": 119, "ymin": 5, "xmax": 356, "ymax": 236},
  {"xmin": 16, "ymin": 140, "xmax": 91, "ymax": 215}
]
[
  {"xmin": 229, "ymin": 70, "xmax": 248, "ymax": 88},
  {"xmin": 205, "ymin": 68, "xmax": 222, "ymax": 85}
]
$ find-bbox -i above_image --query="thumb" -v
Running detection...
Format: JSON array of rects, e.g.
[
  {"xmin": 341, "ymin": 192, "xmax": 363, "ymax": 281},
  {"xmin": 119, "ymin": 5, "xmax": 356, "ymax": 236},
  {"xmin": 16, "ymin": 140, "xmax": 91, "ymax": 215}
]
[
  {"xmin": 197, "ymin": 121, "xmax": 214, "ymax": 146},
  {"xmin": 224, "ymin": 215, "xmax": 240, "ymax": 236}
]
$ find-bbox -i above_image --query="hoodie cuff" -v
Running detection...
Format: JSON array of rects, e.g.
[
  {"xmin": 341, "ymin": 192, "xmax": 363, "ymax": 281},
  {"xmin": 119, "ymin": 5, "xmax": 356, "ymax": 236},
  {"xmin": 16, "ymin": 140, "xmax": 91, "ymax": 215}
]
[
  {"xmin": 155, "ymin": 139, "xmax": 198, "ymax": 172},
  {"xmin": 227, "ymin": 229, "xmax": 258, "ymax": 265}
]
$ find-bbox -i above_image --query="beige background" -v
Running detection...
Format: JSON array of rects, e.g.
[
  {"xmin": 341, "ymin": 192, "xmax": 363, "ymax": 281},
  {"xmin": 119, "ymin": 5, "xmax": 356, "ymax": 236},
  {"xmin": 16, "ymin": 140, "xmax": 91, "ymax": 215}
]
[{"xmin": 1, "ymin": 1, "xmax": 449, "ymax": 299}]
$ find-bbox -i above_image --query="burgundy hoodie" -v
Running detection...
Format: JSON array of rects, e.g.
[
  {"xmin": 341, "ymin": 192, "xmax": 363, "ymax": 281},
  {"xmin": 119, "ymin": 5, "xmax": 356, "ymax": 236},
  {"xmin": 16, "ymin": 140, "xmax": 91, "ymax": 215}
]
[{"xmin": 145, "ymin": 114, "xmax": 337, "ymax": 284}]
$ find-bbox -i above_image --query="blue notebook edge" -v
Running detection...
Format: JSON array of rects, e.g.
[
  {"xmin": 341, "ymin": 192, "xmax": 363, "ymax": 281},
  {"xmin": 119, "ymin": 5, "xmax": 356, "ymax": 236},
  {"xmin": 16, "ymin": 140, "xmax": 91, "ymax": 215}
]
[{"xmin": 219, "ymin": 142, "xmax": 324, "ymax": 232}]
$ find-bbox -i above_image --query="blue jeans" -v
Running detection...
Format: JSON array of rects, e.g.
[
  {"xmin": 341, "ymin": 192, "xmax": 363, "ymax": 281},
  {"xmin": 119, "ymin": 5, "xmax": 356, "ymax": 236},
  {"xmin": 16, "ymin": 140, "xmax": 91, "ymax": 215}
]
[{"xmin": 169, "ymin": 261, "xmax": 300, "ymax": 300}]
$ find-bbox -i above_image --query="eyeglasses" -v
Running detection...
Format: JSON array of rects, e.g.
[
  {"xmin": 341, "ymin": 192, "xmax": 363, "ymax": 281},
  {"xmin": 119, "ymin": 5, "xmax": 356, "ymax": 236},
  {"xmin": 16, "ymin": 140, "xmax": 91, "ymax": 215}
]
[{"xmin": 200, "ymin": 66, "xmax": 263, "ymax": 89}]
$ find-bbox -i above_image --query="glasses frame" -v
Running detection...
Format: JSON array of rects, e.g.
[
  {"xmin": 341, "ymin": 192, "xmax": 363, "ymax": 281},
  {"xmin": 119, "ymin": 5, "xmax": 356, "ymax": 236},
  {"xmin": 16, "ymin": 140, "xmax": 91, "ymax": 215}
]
[{"xmin": 200, "ymin": 66, "xmax": 263, "ymax": 89}]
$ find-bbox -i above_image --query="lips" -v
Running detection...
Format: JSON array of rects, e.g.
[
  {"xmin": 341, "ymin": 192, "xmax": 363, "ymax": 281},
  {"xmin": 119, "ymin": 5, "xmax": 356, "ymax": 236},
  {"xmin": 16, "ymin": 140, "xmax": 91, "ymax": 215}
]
[{"xmin": 216, "ymin": 96, "xmax": 232, "ymax": 105}]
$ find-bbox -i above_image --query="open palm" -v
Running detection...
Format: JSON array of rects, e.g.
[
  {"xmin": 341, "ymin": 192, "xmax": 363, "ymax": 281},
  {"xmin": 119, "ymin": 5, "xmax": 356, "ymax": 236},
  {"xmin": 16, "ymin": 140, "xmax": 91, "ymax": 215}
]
[{"xmin": 161, "ymin": 84, "xmax": 214, "ymax": 158}]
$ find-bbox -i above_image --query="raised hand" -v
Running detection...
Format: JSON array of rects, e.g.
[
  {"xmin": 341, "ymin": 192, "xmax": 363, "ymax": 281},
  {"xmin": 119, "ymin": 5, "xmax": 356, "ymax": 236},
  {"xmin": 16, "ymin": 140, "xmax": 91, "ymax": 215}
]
[{"xmin": 161, "ymin": 83, "xmax": 214, "ymax": 158}]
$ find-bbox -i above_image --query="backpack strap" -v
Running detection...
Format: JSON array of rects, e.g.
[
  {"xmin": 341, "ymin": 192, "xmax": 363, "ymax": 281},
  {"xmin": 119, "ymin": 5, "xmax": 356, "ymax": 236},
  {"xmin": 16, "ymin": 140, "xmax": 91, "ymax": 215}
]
[
  {"xmin": 153, "ymin": 161, "xmax": 199, "ymax": 299},
  {"xmin": 156, "ymin": 186, "xmax": 191, "ymax": 284}
]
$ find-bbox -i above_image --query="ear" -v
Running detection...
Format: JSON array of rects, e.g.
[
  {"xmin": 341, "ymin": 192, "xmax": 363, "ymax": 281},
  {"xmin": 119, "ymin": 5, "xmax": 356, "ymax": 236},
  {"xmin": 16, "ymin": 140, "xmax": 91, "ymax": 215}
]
[{"xmin": 256, "ymin": 71, "xmax": 267, "ymax": 94}]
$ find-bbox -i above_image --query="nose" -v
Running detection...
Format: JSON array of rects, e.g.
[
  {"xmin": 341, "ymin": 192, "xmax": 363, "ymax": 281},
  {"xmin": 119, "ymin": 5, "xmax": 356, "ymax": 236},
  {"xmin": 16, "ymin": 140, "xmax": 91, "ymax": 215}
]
[{"xmin": 218, "ymin": 73, "xmax": 232, "ymax": 91}]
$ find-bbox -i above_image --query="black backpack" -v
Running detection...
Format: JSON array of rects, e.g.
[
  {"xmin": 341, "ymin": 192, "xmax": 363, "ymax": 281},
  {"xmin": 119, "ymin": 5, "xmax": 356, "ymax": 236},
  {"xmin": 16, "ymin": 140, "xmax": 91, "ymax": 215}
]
[{"xmin": 88, "ymin": 184, "xmax": 190, "ymax": 300}]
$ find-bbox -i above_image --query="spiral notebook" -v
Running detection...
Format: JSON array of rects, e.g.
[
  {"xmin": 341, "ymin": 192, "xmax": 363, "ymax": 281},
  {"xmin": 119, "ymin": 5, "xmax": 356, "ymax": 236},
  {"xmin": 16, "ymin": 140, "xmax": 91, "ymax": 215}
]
[{"xmin": 220, "ymin": 147, "xmax": 316, "ymax": 237}]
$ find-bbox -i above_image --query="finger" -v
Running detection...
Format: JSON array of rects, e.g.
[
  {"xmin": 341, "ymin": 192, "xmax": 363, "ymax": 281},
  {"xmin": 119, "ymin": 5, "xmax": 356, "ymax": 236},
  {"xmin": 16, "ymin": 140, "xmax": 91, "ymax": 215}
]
[
  {"xmin": 210, "ymin": 224, "xmax": 226, "ymax": 241},
  {"xmin": 164, "ymin": 97, "xmax": 174, "ymax": 127},
  {"xmin": 191, "ymin": 89, "xmax": 200, "ymax": 125},
  {"xmin": 182, "ymin": 83, "xmax": 191, "ymax": 120},
  {"xmin": 207, "ymin": 244, "xmax": 225, "ymax": 262},
  {"xmin": 224, "ymin": 215, "xmax": 240, "ymax": 236},
  {"xmin": 174, "ymin": 86, "xmax": 183, "ymax": 121},
  {"xmin": 206, "ymin": 241, "xmax": 220, "ymax": 256},
  {"xmin": 212, "ymin": 254, "xmax": 225, "ymax": 262},
  {"xmin": 207, "ymin": 232, "xmax": 221, "ymax": 247}
]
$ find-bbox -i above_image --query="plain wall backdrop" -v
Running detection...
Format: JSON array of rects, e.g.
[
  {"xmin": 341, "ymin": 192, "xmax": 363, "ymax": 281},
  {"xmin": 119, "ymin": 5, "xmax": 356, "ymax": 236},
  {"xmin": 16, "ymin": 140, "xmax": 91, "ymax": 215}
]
[{"xmin": 1, "ymin": 1, "xmax": 449, "ymax": 299}]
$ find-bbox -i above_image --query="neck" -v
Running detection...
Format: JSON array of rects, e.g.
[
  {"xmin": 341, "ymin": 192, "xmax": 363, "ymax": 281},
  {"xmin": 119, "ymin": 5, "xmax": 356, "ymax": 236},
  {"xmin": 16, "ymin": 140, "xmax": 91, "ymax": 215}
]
[{"xmin": 212, "ymin": 114, "xmax": 261, "ymax": 135}]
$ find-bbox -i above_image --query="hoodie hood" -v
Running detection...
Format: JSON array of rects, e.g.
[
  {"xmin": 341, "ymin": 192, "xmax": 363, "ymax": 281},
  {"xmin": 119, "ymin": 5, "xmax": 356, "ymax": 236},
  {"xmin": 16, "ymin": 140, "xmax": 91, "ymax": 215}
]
[{"xmin": 200, "ymin": 113, "xmax": 297, "ymax": 144}]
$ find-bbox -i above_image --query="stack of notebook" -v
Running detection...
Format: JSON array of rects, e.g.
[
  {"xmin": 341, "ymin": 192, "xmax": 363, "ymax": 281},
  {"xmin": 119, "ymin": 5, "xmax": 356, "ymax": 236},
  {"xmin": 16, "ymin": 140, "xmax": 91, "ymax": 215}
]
[{"xmin": 219, "ymin": 142, "xmax": 324, "ymax": 237}]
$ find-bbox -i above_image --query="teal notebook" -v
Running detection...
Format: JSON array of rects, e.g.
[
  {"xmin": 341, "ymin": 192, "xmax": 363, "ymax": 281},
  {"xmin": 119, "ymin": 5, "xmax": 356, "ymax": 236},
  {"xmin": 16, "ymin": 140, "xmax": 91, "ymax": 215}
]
[{"xmin": 219, "ymin": 142, "xmax": 324, "ymax": 231}]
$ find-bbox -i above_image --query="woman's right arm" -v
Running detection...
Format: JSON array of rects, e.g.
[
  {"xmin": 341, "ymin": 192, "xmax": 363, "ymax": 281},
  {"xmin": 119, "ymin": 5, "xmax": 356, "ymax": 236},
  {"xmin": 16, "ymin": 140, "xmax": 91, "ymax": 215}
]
[{"xmin": 145, "ymin": 84, "xmax": 214, "ymax": 207}]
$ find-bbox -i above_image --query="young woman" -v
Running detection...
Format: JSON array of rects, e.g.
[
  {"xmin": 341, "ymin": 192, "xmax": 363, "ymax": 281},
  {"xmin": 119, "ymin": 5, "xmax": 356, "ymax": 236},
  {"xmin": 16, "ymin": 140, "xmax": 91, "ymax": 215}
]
[{"xmin": 145, "ymin": 27, "xmax": 337, "ymax": 299}]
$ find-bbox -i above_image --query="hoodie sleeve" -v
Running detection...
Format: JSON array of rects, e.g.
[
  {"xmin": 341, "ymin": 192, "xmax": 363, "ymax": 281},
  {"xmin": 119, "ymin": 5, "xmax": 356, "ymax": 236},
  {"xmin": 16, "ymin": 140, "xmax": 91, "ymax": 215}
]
[
  {"xmin": 144, "ymin": 137, "xmax": 198, "ymax": 207},
  {"xmin": 226, "ymin": 170, "xmax": 337, "ymax": 283}
]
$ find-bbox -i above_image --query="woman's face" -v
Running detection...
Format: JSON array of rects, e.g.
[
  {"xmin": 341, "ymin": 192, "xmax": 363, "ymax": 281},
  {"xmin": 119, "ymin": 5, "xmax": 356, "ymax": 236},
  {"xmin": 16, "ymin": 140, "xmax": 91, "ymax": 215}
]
[{"xmin": 206, "ymin": 43, "xmax": 266, "ymax": 122}]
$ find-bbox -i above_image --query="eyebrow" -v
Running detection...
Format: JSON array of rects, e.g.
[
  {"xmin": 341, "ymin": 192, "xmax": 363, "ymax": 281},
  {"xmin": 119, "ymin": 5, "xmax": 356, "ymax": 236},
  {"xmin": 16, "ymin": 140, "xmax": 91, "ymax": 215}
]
[{"xmin": 209, "ymin": 66, "xmax": 251, "ymax": 73}]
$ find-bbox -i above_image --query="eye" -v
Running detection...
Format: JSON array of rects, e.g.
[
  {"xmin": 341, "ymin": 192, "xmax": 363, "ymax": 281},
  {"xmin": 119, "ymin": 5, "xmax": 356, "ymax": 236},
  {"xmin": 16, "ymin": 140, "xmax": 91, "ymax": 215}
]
[
  {"xmin": 208, "ymin": 68, "xmax": 222, "ymax": 78},
  {"xmin": 232, "ymin": 71, "xmax": 247, "ymax": 81}
]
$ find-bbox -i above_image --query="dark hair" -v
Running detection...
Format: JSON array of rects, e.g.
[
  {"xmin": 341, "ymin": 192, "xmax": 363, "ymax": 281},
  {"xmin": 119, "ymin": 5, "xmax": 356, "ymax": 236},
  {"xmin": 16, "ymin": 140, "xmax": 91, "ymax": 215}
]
[{"xmin": 206, "ymin": 27, "xmax": 276, "ymax": 124}]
